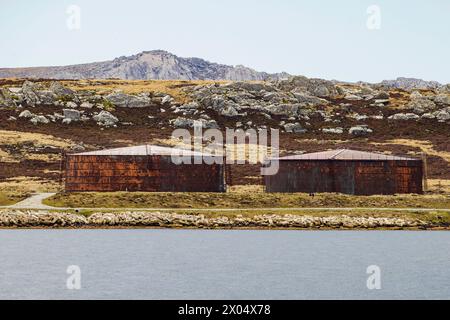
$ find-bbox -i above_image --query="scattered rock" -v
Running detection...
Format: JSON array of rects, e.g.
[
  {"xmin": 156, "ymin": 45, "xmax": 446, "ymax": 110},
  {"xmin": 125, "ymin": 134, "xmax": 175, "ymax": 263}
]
[
  {"xmin": 30, "ymin": 115, "xmax": 49, "ymax": 125},
  {"xmin": 265, "ymin": 104, "xmax": 300, "ymax": 117},
  {"xmin": 80, "ymin": 102, "xmax": 94, "ymax": 108},
  {"xmin": 0, "ymin": 88, "xmax": 17, "ymax": 108},
  {"xmin": 93, "ymin": 111, "xmax": 119, "ymax": 127},
  {"xmin": 66, "ymin": 101, "xmax": 78, "ymax": 109},
  {"xmin": 435, "ymin": 108, "xmax": 450, "ymax": 121},
  {"xmin": 105, "ymin": 92, "xmax": 151, "ymax": 108},
  {"xmin": 407, "ymin": 97, "xmax": 436, "ymax": 113},
  {"xmin": 344, "ymin": 94, "xmax": 362, "ymax": 101},
  {"xmin": 284, "ymin": 123, "xmax": 307, "ymax": 133},
  {"xmin": 49, "ymin": 81, "xmax": 75, "ymax": 97},
  {"xmin": 349, "ymin": 125, "xmax": 373, "ymax": 136},
  {"xmin": 63, "ymin": 109, "xmax": 81, "ymax": 121},
  {"xmin": 161, "ymin": 95, "xmax": 173, "ymax": 105},
  {"xmin": 432, "ymin": 94, "xmax": 450, "ymax": 105},
  {"xmin": 388, "ymin": 113, "xmax": 420, "ymax": 120},
  {"xmin": 322, "ymin": 127, "xmax": 343, "ymax": 134},
  {"xmin": 170, "ymin": 117, "xmax": 218, "ymax": 129},
  {"xmin": 21, "ymin": 80, "xmax": 41, "ymax": 106},
  {"xmin": 18, "ymin": 110, "xmax": 33, "ymax": 118}
]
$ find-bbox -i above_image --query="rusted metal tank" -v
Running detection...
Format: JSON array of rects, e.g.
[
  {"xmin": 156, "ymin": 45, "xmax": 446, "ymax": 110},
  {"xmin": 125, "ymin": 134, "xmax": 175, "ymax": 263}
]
[
  {"xmin": 263, "ymin": 149, "xmax": 423, "ymax": 195},
  {"xmin": 64, "ymin": 145, "xmax": 225, "ymax": 192}
]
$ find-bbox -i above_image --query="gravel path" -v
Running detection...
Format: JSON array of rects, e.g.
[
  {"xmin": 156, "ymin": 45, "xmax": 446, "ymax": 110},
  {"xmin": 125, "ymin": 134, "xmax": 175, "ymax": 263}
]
[{"xmin": 6, "ymin": 193, "xmax": 56, "ymax": 210}]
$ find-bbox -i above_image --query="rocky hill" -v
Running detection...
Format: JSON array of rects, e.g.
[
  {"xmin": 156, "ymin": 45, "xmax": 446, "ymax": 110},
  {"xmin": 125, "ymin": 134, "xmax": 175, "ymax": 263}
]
[
  {"xmin": 0, "ymin": 76, "xmax": 449, "ymax": 191},
  {"xmin": 0, "ymin": 50, "xmax": 289, "ymax": 81},
  {"xmin": 380, "ymin": 77, "xmax": 442, "ymax": 90}
]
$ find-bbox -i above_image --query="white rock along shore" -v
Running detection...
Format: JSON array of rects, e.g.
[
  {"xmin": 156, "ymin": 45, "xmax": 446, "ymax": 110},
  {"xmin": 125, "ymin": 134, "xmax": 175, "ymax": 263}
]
[{"xmin": 0, "ymin": 209, "xmax": 439, "ymax": 229}]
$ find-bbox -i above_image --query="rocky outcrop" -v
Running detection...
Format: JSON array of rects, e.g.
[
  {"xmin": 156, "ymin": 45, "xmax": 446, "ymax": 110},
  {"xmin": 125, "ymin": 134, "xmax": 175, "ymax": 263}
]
[
  {"xmin": 380, "ymin": 77, "xmax": 441, "ymax": 90},
  {"xmin": 0, "ymin": 209, "xmax": 432, "ymax": 229},
  {"xmin": 1, "ymin": 78, "xmax": 449, "ymax": 133},
  {"xmin": 274, "ymin": 76, "xmax": 343, "ymax": 98},
  {"xmin": 407, "ymin": 97, "xmax": 436, "ymax": 114}
]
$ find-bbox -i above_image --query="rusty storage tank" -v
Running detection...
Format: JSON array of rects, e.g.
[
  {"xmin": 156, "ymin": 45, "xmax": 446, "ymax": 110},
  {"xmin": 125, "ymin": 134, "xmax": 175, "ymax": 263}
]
[
  {"xmin": 263, "ymin": 149, "xmax": 423, "ymax": 195},
  {"xmin": 64, "ymin": 145, "xmax": 225, "ymax": 192}
]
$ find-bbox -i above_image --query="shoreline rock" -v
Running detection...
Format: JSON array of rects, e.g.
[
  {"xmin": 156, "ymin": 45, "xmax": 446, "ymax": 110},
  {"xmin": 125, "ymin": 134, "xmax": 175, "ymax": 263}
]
[{"xmin": 0, "ymin": 209, "xmax": 440, "ymax": 230}]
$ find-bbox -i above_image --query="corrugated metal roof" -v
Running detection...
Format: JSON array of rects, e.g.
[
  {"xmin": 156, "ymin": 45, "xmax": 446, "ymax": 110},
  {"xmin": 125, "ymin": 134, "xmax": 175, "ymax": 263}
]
[
  {"xmin": 70, "ymin": 145, "xmax": 212, "ymax": 156},
  {"xmin": 271, "ymin": 149, "xmax": 419, "ymax": 161}
]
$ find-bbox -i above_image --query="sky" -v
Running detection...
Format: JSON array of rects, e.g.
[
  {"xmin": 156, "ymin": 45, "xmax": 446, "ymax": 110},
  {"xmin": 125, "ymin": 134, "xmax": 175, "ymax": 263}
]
[{"xmin": 1, "ymin": 0, "xmax": 449, "ymax": 83}]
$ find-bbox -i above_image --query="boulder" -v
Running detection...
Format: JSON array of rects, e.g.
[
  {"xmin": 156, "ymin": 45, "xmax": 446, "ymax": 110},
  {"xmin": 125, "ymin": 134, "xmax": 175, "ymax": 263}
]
[
  {"xmin": 161, "ymin": 95, "xmax": 173, "ymax": 105},
  {"xmin": 421, "ymin": 113, "xmax": 435, "ymax": 119},
  {"xmin": 292, "ymin": 91, "xmax": 328, "ymax": 106},
  {"xmin": 407, "ymin": 97, "xmax": 436, "ymax": 113},
  {"xmin": 37, "ymin": 90, "xmax": 57, "ymax": 105},
  {"xmin": 373, "ymin": 91, "xmax": 390, "ymax": 100},
  {"xmin": 0, "ymin": 88, "xmax": 17, "ymax": 108},
  {"xmin": 410, "ymin": 91, "xmax": 422, "ymax": 99},
  {"xmin": 388, "ymin": 113, "xmax": 420, "ymax": 120},
  {"xmin": 49, "ymin": 81, "xmax": 75, "ymax": 97},
  {"xmin": 18, "ymin": 110, "xmax": 33, "ymax": 118},
  {"xmin": 170, "ymin": 117, "xmax": 218, "ymax": 129},
  {"xmin": 80, "ymin": 102, "xmax": 94, "ymax": 108},
  {"xmin": 432, "ymin": 94, "xmax": 450, "ymax": 105},
  {"xmin": 21, "ymin": 80, "xmax": 41, "ymax": 106},
  {"xmin": 105, "ymin": 92, "xmax": 151, "ymax": 108},
  {"xmin": 30, "ymin": 115, "xmax": 49, "ymax": 125},
  {"xmin": 93, "ymin": 111, "xmax": 119, "ymax": 127},
  {"xmin": 265, "ymin": 104, "xmax": 300, "ymax": 117},
  {"xmin": 66, "ymin": 101, "xmax": 78, "ymax": 109},
  {"xmin": 63, "ymin": 109, "xmax": 81, "ymax": 121},
  {"xmin": 349, "ymin": 125, "xmax": 373, "ymax": 136},
  {"xmin": 322, "ymin": 127, "xmax": 344, "ymax": 134},
  {"xmin": 284, "ymin": 123, "xmax": 307, "ymax": 133},
  {"xmin": 221, "ymin": 104, "xmax": 239, "ymax": 117},
  {"xmin": 437, "ymin": 84, "xmax": 450, "ymax": 94},
  {"xmin": 435, "ymin": 109, "xmax": 450, "ymax": 121},
  {"xmin": 344, "ymin": 94, "xmax": 362, "ymax": 101}
]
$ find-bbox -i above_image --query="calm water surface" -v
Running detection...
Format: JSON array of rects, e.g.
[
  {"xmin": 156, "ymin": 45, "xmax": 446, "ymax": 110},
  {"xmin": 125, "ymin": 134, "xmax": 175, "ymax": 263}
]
[{"xmin": 0, "ymin": 230, "xmax": 449, "ymax": 299}]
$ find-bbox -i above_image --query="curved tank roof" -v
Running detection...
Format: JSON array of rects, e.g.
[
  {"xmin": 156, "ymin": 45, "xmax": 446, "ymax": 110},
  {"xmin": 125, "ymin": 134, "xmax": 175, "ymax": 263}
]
[
  {"xmin": 70, "ymin": 145, "xmax": 211, "ymax": 157},
  {"xmin": 270, "ymin": 149, "xmax": 419, "ymax": 161}
]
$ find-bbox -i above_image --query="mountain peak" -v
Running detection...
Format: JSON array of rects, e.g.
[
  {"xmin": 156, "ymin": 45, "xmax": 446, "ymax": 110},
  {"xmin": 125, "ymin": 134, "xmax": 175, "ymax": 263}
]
[{"xmin": 0, "ymin": 50, "xmax": 289, "ymax": 81}]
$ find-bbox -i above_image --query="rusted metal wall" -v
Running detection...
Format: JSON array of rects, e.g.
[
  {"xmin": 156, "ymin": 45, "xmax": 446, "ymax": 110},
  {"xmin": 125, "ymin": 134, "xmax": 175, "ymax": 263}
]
[
  {"xmin": 65, "ymin": 155, "xmax": 225, "ymax": 192},
  {"xmin": 264, "ymin": 160, "xmax": 423, "ymax": 195}
]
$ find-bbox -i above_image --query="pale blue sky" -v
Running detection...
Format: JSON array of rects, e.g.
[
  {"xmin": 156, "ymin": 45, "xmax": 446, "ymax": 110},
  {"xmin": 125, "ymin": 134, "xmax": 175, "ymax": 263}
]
[{"xmin": 1, "ymin": 0, "xmax": 449, "ymax": 83}]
